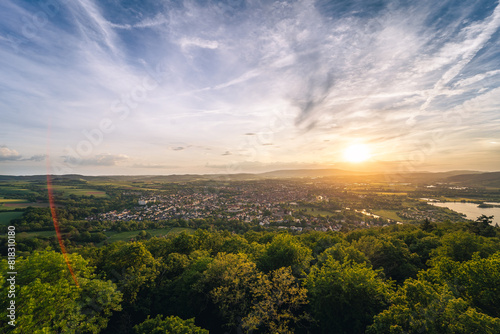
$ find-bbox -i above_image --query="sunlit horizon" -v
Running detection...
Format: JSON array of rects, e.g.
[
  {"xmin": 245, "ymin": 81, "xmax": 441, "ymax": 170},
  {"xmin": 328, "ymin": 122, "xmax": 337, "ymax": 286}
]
[{"xmin": 1, "ymin": 0, "xmax": 500, "ymax": 175}]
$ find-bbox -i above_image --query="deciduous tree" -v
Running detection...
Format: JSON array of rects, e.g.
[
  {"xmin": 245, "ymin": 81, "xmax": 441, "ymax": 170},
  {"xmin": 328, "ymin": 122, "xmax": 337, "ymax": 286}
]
[
  {"xmin": 133, "ymin": 315, "xmax": 208, "ymax": 334},
  {"xmin": 306, "ymin": 256, "xmax": 393, "ymax": 334}
]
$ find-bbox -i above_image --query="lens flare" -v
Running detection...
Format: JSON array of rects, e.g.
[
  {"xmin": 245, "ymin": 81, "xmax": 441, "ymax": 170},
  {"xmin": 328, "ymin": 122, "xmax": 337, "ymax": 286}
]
[{"xmin": 47, "ymin": 128, "xmax": 79, "ymax": 287}]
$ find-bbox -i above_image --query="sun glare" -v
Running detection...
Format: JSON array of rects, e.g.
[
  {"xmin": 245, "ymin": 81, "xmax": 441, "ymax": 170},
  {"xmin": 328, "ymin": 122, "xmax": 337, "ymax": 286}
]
[{"xmin": 344, "ymin": 144, "xmax": 371, "ymax": 163}]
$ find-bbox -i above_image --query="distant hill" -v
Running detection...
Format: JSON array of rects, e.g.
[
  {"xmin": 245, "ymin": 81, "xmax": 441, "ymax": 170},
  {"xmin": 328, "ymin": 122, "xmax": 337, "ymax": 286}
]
[
  {"xmin": 380, "ymin": 170, "xmax": 482, "ymax": 183},
  {"xmin": 258, "ymin": 168, "xmax": 367, "ymax": 178},
  {"xmin": 0, "ymin": 169, "xmax": 365, "ymax": 183},
  {"xmin": 134, "ymin": 173, "xmax": 260, "ymax": 182},
  {"xmin": 1, "ymin": 169, "xmax": 496, "ymax": 185},
  {"xmin": 0, "ymin": 175, "xmax": 48, "ymax": 182},
  {"xmin": 258, "ymin": 169, "xmax": 483, "ymax": 183},
  {"xmin": 446, "ymin": 172, "xmax": 500, "ymax": 187}
]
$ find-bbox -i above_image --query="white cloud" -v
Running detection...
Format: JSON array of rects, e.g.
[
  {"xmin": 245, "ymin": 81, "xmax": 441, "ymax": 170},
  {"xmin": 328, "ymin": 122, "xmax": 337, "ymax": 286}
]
[
  {"xmin": 418, "ymin": 3, "xmax": 500, "ymax": 111},
  {"xmin": 63, "ymin": 153, "xmax": 128, "ymax": 166},
  {"xmin": 0, "ymin": 145, "xmax": 21, "ymax": 161},
  {"xmin": 454, "ymin": 70, "xmax": 500, "ymax": 88},
  {"xmin": 179, "ymin": 37, "xmax": 219, "ymax": 50},
  {"xmin": 1, "ymin": 0, "xmax": 500, "ymax": 173},
  {"xmin": 109, "ymin": 14, "xmax": 169, "ymax": 30}
]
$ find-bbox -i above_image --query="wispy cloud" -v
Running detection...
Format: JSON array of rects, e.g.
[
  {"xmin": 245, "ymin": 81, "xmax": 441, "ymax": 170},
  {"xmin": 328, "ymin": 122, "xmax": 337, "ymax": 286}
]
[
  {"xmin": 1, "ymin": 0, "xmax": 499, "ymax": 174},
  {"xmin": 108, "ymin": 14, "xmax": 169, "ymax": 30},
  {"xmin": 179, "ymin": 37, "xmax": 219, "ymax": 51},
  {"xmin": 70, "ymin": 0, "xmax": 122, "ymax": 58},
  {"xmin": 22, "ymin": 154, "xmax": 47, "ymax": 162},
  {"xmin": 63, "ymin": 153, "xmax": 128, "ymax": 166}
]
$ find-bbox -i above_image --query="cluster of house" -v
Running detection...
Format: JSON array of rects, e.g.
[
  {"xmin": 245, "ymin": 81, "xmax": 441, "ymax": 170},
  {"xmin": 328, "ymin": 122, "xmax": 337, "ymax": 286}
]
[{"xmin": 88, "ymin": 180, "xmax": 417, "ymax": 231}]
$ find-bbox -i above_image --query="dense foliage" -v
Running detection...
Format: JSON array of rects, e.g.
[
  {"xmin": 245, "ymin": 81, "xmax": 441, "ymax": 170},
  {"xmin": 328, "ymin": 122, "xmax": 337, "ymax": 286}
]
[{"xmin": 2, "ymin": 218, "xmax": 500, "ymax": 333}]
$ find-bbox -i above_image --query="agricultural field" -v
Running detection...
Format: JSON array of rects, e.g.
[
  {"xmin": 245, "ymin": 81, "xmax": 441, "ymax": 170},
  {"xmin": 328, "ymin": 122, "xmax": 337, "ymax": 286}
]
[
  {"xmin": 0, "ymin": 202, "xmax": 49, "ymax": 211},
  {"xmin": 0, "ymin": 186, "xmax": 39, "ymax": 197},
  {"xmin": 2, "ymin": 202, "xmax": 49, "ymax": 209},
  {"xmin": 0, "ymin": 198, "xmax": 28, "ymax": 210},
  {"xmin": 17, "ymin": 230, "xmax": 56, "ymax": 238},
  {"xmin": 0, "ymin": 211, "xmax": 24, "ymax": 225},
  {"xmin": 437, "ymin": 197, "xmax": 483, "ymax": 203},
  {"xmin": 90, "ymin": 181, "xmax": 165, "ymax": 192},
  {"xmin": 0, "ymin": 198, "xmax": 28, "ymax": 203},
  {"xmin": 296, "ymin": 205, "xmax": 339, "ymax": 217},
  {"xmin": 372, "ymin": 209, "xmax": 404, "ymax": 222},
  {"xmin": 45, "ymin": 185, "xmax": 108, "ymax": 198},
  {"xmin": 374, "ymin": 192, "xmax": 408, "ymax": 196}
]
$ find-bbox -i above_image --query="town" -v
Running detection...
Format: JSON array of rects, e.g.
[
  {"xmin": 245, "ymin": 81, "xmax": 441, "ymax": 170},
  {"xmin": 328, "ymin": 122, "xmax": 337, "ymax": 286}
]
[{"xmin": 85, "ymin": 177, "xmax": 473, "ymax": 233}]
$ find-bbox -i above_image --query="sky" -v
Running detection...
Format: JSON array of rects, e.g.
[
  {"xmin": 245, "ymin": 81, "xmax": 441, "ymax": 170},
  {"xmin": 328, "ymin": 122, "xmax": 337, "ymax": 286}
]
[{"xmin": 0, "ymin": 0, "xmax": 499, "ymax": 175}]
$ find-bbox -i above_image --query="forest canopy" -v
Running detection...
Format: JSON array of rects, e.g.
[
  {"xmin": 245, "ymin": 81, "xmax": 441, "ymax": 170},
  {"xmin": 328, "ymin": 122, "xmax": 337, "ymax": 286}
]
[{"xmin": 2, "ymin": 219, "xmax": 499, "ymax": 334}]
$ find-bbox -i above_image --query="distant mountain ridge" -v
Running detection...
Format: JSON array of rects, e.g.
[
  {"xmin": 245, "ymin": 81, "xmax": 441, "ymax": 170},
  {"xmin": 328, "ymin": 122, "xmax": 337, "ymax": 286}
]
[
  {"xmin": 0, "ymin": 169, "xmax": 497, "ymax": 185},
  {"xmin": 446, "ymin": 172, "xmax": 500, "ymax": 187},
  {"xmin": 258, "ymin": 168, "xmax": 367, "ymax": 178}
]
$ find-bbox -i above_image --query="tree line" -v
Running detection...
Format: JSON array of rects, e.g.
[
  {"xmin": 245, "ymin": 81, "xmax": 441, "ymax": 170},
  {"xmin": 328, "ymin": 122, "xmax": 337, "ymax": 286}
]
[{"xmin": 1, "ymin": 217, "xmax": 500, "ymax": 333}]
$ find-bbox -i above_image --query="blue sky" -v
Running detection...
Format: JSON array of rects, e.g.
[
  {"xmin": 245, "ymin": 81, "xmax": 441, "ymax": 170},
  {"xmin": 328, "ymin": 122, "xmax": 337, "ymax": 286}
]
[{"xmin": 1, "ymin": 0, "xmax": 500, "ymax": 175}]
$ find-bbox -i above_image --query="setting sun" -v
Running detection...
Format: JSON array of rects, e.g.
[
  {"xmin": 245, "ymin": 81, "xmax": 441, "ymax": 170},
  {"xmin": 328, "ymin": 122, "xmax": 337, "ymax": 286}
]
[{"xmin": 344, "ymin": 144, "xmax": 371, "ymax": 163}]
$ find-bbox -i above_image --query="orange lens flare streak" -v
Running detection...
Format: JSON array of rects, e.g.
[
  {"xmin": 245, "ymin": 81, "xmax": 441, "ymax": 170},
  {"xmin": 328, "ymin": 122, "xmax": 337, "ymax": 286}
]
[{"xmin": 46, "ymin": 136, "xmax": 79, "ymax": 287}]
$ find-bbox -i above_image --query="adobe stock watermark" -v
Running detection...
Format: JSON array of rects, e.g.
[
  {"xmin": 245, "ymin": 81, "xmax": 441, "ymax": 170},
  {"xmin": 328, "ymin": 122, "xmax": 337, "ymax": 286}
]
[
  {"xmin": 5, "ymin": 225, "xmax": 17, "ymax": 327},
  {"xmin": 50, "ymin": 62, "xmax": 170, "ymax": 174}
]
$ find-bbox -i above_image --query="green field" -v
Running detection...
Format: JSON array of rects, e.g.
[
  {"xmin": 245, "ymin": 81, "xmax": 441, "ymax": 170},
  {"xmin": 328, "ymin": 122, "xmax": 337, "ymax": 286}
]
[
  {"xmin": 0, "ymin": 201, "xmax": 50, "ymax": 211},
  {"xmin": 92, "ymin": 181, "xmax": 137, "ymax": 188},
  {"xmin": 375, "ymin": 192, "xmax": 408, "ymax": 196},
  {"xmin": 0, "ymin": 180, "xmax": 109, "ymax": 203},
  {"xmin": 0, "ymin": 187, "xmax": 39, "ymax": 197},
  {"xmin": 0, "ymin": 211, "xmax": 24, "ymax": 225},
  {"xmin": 438, "ymin": 197, "xmax": 482, "ymax": 203},
  {"xmin": 45, "ymin": 185, "xmax": 108, "ymax": 198},
  {"xmin": 373, "ymin": 210, "xmax": 404, "ymax": 221},
  {"xmin": 0, "ymin": 198, "xmax": 29, "ymax": 211},
  {"xmin": 17, "ymin": 230, "xmax": 56, "ymax": 238},
  {"xmin": 0, "ymin": 198, "xmax": 29, "ymax": 203},
  {"xmin": 297, "ymin": 205, "xmax": 337, "ymax": 217}
]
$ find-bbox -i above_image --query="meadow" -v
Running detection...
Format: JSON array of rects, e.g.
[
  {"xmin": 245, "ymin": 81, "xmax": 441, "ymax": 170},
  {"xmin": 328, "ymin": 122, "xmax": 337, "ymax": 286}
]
[
  {"xmin": 0, "ymin": 211, "xmax": 24, "ymax": 225},
  {"xmin": 46, "ymin": 185, "xmax": 108, "ymax": 198},
  {"xmin": 296, "ymin": 205, "xmax": 340, "ymax": 217},
  {"xmin": 372, "ymin": 209, "xmax": 404, "ymax": 221}
]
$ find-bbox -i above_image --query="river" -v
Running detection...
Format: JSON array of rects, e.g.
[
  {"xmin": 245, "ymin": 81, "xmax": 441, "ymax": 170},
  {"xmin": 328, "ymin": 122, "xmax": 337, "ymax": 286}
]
[{"xmin": 429, "ymin": 202, "xmax": 500, "ymax": 225}]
